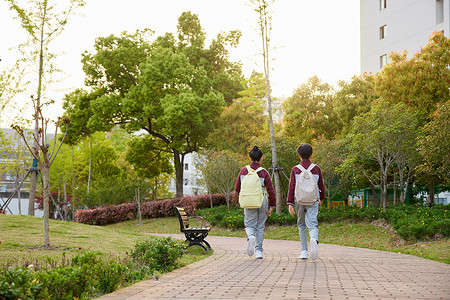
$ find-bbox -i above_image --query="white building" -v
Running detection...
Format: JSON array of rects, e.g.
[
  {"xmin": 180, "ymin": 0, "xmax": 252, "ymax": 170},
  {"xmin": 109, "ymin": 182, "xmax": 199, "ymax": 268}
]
[
  {"xmin": 360, "ymin": 0, "xmax": 450, "ymax": 74},
  {"xmin": 168, "ymin": 152, "xmax": 207, "ymax": 196}
]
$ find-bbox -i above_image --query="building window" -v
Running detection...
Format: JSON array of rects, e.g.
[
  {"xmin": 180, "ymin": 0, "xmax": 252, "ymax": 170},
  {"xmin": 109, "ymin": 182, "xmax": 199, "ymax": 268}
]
[
  {"xmin": 380, "ymin": 0, "xmax": 387, "ymax": 10},
  {"xmin": 184, "ymin": 163, "xmax": 189, "ymax": 171},
  {"xmin": 184, "ymin": 179, "xmax": 189, "ymax": 186},
  {"xmin": 379, "ymin": 25, "xmax": 386, "ymax": 39},
  {"xmin": 436, "ymin": 0, "xmax": 444, "ymax": 24},
  {"xmin": 380, "ymin": 54, "xmax": 388, "ymax": 68}
]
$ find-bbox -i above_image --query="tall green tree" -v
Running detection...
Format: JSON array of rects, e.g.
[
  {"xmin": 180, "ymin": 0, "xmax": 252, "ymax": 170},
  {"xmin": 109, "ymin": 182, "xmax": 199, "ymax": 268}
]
[
  {"xmin": 282, "ymin": 76, "xmax": 338, "ymax": 142},
  {"xmin": 333, "ymin": 74, "xmax": 376, "ymax": 136},
  {"xmin": 312, "ymin": 138, "xmax": 351, "ymax": 207},
  {"xmin": 374, "ymin": 32, "xmax": 450, "ymax": 117},
  {"xmin": 207, "ymin": 71, "xmax": 267, "ymax": 156},
  {"xmin": 417, "ymin": 100, "xmax": 450, "ymax": 203},
  {"xmin": 349, "ymin": 103, "xmax": 420, "ymax": 210},
  {"xmin": 65, "ymin": 12, "xmax": 243, "ymax": 197}
]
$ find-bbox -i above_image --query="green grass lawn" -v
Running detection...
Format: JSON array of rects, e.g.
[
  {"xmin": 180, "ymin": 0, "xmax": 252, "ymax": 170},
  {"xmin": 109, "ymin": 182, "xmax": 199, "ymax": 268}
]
[{"xmin": 0, "ymin": 214, "xmax": 210, "ymax": 268}]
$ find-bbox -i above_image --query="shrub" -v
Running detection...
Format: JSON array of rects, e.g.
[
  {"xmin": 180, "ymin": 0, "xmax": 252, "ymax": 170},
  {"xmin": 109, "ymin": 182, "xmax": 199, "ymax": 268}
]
[
  {"xmin": 0, "ymin": 267, "xmax": 43, "ymax": 300},
  {"xmin": 37, "ymin": 264, "xmax": 93, "ymax": 300},
  {"xmin": 131, "ymin": 237, "xmax": 186, "ymax": 272},
  {"xmin": 75, "ymin": 193, "xmax": 230, "ymax": 225}
]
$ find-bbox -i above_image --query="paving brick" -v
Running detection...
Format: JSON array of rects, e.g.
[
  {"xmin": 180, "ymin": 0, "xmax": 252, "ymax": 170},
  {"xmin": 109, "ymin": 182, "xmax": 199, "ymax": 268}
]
[{"xmin": 97, "ymin": 234, "xmax": 450, "ymax": 299}]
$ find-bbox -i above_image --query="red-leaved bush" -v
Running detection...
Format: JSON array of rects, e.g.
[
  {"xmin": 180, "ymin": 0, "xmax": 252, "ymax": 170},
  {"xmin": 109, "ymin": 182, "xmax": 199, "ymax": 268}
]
[{"xmin": 75, "ymin": 193, "xmax": 239, "ymax": 225}]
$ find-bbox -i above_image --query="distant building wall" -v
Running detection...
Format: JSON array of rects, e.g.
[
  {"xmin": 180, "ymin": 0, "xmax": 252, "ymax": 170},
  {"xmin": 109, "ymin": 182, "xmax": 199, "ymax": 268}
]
[
  {"xmin": 360, "ymin": 0, "xmax": 450, "ymax": 74},
  {"xmin": 168, "ymin": 152, "xmax": 207, "ymax": 196}
]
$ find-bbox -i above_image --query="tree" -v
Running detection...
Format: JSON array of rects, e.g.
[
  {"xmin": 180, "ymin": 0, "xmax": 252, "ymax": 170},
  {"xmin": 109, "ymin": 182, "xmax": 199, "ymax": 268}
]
[
  {"xmin": 282, "ymin": 76, "xmax": 338, "ymax": 142},
  {"xmin": 312, "ymin": 138, "xmax": 350, "ymax": 207},
  {"xmin": 207, "ymin": 71, "xmax": 267, "ymax": 156},
  {"xmin": 12, "ymin": 115, "xmax": 70, "ymax": 247},
  {"xmin": 6, "ymin": 0, "xmax": 85, "ymax": 217},
  {"xmin": 0, "ymin": 60, "xmax": 27, "ymax": 114},
  {"xmin": 198, "ymin": 150, "xmax": 243, "ymax": 210},
  {"xmin": 417, "ymin": 100, "xmax": 450, "ymax": 204},
  {"xmin": 250, "ymin": 0, "xmax": 282, "ymax": 214},
  {"xmin": 374, "ymin": 32, "xmax": 450, "ymax": 118},
  {"xmin": 333, "ymin": 74, "xmax": 376, "ymax": 136},
  {"xmin": 349, "ymin": 103, "xmax": 419, "ymax": 210},
  {"xmin": 125, "ymin": 135, "xmax": 173, "ymax": 184},
  {"xmin": 65, "ymin": 12, "xmax": 243, "ymax": 197},
  {"xmin": 374, "ymin": 32, "xmax": 449, "ymax": 203}
]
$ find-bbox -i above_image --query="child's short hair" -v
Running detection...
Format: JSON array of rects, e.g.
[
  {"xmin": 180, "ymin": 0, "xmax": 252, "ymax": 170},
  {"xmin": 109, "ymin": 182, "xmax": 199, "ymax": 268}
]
[
  {"xmin": 249, "ymin": 145, "xmax": 263, "ymax": 161},
  {"xmin": 297, "ymin": 144, "xmax": 313, "ymax": 159}
]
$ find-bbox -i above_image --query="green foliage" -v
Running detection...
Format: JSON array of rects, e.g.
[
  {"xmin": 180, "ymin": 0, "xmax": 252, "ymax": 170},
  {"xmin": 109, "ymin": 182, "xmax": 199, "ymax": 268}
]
[
  {"xmin": 207, "ymin": 72, "xmax": 267, "ymax": 156},
  {"xmin": 0, "ymin": 267, "xmax": 43, "ymax": 300},
  {"xmin": 131, "ymin": 237, "xmax": 186, "ymax": 272},
  {"xmin": 198, "ymin": 204, "xmax": 450, "ymax": 242},
  {"xmin": 417, "ymin": 100, "xmax": 450, "ymax": 185},
  {"xmin": 374, "ymin": 32, "xmax": 450, "ymax": 117},
  {"xmin": 125, "ymin": 135, "xmax": 173, "ymax": 180},
  {"xmin": 65, "ymin": 12, "xmax": 244, "ymax": 196},
  {"xmin": 282, "ymin": 76, "xmax": 338, "ymax": 142},
  {"xmin": 0, "ymin": 245, "xmax": 188, "ymax": 299},
  {"xmin": 333, "ymin": 74, "xmax": 376, "ymax": 135}
]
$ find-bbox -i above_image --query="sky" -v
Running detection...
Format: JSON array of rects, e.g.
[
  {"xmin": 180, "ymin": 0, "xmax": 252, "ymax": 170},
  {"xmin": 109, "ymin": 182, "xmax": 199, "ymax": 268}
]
[{"xmin": 0, "ymin": 0, "xmax": 360, "ymax": 127}]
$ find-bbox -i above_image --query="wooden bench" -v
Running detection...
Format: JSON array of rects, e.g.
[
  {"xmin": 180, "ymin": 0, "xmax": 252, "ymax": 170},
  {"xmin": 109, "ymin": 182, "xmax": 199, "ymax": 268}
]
[{"xmin": 174, "ymin": 207, "xmax": 211, "ymax": 252}]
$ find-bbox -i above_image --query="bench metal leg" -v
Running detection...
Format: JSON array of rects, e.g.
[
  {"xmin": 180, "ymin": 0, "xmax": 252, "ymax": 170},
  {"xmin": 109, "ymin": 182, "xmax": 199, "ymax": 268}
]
[{"xmin": 184, "ymin": 232, "xmax": 211, "ymax": 252}]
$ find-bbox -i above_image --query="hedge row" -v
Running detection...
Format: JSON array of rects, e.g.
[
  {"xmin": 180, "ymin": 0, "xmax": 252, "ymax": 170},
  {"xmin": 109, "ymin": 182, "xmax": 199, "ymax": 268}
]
[{"xmin": 75, "ymin": 193, "xmax": 239, "ymax": 225}]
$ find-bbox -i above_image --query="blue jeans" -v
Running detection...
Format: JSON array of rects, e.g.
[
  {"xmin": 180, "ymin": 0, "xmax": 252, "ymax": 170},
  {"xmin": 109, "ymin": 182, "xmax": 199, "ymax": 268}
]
[
  {"xmin": 244, "ymin": 198, "xmax": 268, "ymax": 252},
  {"xmin": 295, "ymin": 201, "xmax": 319, "ymax": 251}
]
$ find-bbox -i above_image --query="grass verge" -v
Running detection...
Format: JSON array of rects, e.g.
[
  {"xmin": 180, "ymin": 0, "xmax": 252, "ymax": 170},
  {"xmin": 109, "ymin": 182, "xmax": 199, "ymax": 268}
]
[{"xmin": 0, "ymin": 214, "xmax": 210, "ymax": 268}]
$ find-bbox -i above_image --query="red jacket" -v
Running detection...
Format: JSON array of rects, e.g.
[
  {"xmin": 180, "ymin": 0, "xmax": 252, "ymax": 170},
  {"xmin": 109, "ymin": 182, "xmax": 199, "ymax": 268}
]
[
  {"xmin": 235, "ymin": 162, "xmax": 276, "ymax": 208},
  {"xmin": 287, "ymin": 159, "xmax": 325, "ymax": 205}
]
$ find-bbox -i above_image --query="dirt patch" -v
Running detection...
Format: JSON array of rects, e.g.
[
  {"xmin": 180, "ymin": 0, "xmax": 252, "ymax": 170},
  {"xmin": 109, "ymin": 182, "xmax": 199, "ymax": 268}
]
[{"xmin": 28, "ymin": 245, "xmax": 68, "ymax": 251}]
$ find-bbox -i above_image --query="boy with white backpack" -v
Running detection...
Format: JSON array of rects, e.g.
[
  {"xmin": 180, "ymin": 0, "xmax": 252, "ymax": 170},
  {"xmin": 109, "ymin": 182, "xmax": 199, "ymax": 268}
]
[
  {"xmin": 287, "ymin": 144, "xmax": 325, "ymax": 260},
  {"xmin": 235, "ymin": 146, "xmax": 276, "ymax": 259}
]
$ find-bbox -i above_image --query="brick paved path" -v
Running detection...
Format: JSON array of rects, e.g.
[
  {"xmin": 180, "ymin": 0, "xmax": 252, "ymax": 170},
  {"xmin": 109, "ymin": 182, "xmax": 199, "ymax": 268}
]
[{"xmin": 98, "ymin": 234, "xmax": 450, "ymax": 299}]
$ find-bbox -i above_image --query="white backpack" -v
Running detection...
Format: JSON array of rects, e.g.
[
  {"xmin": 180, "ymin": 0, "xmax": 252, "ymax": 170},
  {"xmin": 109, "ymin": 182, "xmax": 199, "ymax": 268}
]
[
  {"xmin": 239, "ymin": 166, "xmax": 265, "ymax": 209},
  {"xmin": 294, "ymin": 164, "xmax": 319, "ymax": 206}
]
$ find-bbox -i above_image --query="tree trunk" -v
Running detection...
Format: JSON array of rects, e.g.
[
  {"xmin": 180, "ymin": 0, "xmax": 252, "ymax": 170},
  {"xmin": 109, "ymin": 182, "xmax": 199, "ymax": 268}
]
[
  {"xmin": 28, "ymin": 167, "xmax": 37, "ymax": 216},
  {"xmin": 87, "ymin": 136, "xmax": 92, "ymax": 205},
  {"xmin": 428, "ymin": 181, "xmax": 435, "ymax": 207},
  {"xmin": 72, "ymin": 145, "xmax": 75, "ymax": 221},
  {"xmin": 266, "ymin": 80, "xmax": 281, "ymax": 214},
  {"xmin": 173, "ymin": 149, "xmax": 184, "ymax": 198},
  {"xmin": 371, "ymin": 184, "xmax": 378, "ymax": 207},
  {"xmin": 42, "ymin": 165, "xmax": 50, "ymax": 247}
]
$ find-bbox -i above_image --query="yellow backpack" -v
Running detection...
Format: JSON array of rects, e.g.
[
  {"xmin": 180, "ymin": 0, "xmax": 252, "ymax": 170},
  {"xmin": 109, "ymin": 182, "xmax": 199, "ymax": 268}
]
[{"xmin": 239, "ymin": 166, "xmax": 265, "ymax": 209}]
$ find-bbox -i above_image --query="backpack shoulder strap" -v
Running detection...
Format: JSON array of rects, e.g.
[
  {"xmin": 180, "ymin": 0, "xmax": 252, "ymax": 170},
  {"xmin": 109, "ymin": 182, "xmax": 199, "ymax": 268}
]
[
  {"xmin": 307, "ymin": 164, "xmax": 316, "ymax": 172},
  {"xmin": 296, "ymin": 164, "xmax": 306, "ymax": 172},
  {"xmin": 246, "ymin": 165, "xmax": 254, "ymax": 173},
  {"xmin": 255, "ymin": 167, "xmax": 265, "ymax": 173}
]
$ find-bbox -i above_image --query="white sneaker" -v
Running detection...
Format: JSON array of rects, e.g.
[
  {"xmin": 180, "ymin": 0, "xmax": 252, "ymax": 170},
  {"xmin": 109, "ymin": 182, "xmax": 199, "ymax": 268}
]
[
  {"xmin": 310, "ymin": 238, "xmax": 318, "ymax": 260},
  {"xmin": 255, "ymin": 250, "xmax": 263, "ymax": 259},
  {"xmin": 246, "ymin": 236, "xmax": 256, "ymax": 256},
  {"xmin": 299, "ymin": 250, "xmax": 308, "ymax": 259}
]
